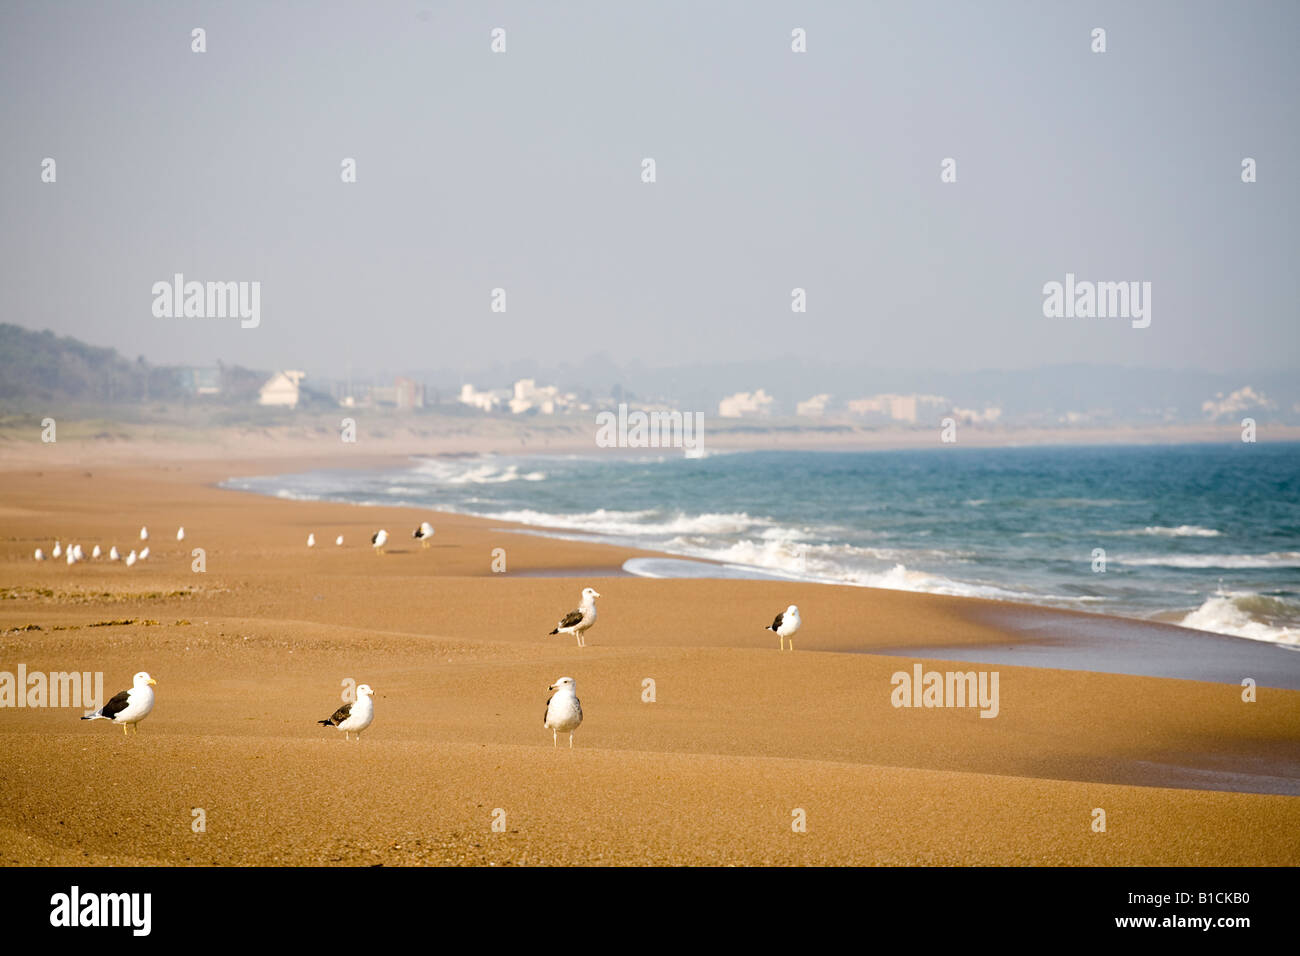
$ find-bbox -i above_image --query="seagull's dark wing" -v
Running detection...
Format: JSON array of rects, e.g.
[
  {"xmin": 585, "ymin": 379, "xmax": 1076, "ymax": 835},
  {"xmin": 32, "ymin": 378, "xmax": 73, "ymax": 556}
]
[
  {"xmin": 323, "ymin": 701, "xmax": 353, "ymax": 726},
  {"xmin": 100, "ymin": 688, "xmax": 132, "ymax": 720},
  {"xmin": 769, "ymin": 611, "xmax": 784, "ymax": 631},
  {"xmin": 557, "ymin": 608, "xmax": 584, "ymax": 629}
]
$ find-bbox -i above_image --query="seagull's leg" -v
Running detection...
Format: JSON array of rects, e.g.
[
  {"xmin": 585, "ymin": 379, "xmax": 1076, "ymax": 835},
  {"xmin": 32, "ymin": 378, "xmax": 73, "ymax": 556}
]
[
  {"xmin": 122, "ymin": 723, "xmax": 128, "ymax": 736},
  {"xmin": 569, "ymin": 733, "xmax": 574, "ymax": 748},
  {"xmin": 552, "ymin": 729, "xmax": 558, "ymax": 747}
]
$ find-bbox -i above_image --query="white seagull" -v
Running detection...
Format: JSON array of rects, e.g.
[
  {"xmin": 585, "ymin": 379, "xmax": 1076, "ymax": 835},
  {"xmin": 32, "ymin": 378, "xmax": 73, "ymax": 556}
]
[
  {"xmin": 549, "ymin": 587, "xmax": 600, "ymax": 648},
  {"xmin": 65, "ymin": 549, "xmax": 77, "ymax": 566},
  {"xmin": 139, "ymin": 546, "xmax": 150, "ymax": 561},
  {"xmin": 318, "ymin": 683, "xmax": 375, "ymax": 741},
  {"xmin": 71, "ymin": 543, "xmax": 83, "ymax": 561},
  {"xmin": 765, "ymin": 604, "xmax": 802, "ymax": 651},
  {"xmin": 544, "ymin": 677, "xmax": 583, "ymax": 748},
  {"xmin": 34, "ymin": 548, "xmax": 45, "ymax": 561},
  {"xmin": 335, "ymin": 535, "xmax": 344, "ymax": 546},
  {"xmin": 52, "ymin": 541, "xmax": 62, "ymax": 559},
  {"xmin": 82, "ymin": 671, "xmax": 157, "ymax": 735},
  {"xmin": 176, "ymin": 526, "xmax": 185, "ymax": 542},
  {"xmin": 140, "ymin": 526, "xmax": 149, "ymax": 541},
  {"xmin": 371, "ymin": 529, "xmax": 389, "ymax": 554},
  {"xmin": 109, "ymin": 545, "xmax": 120, "ymax": 561},
  {"xmin": 307, "ymin": 533, "xmax": 316, "ymax": 548},
  {"xmin": 91, "ymin": 545, "xmax": 101, "ymax": 559},
  {"xmin": 412, "ymin": 521, "xmax": 435, "ymax": 548},
  {"xmin": 125, "ymin": 550, "xmax": 137, "ymax": 567}
]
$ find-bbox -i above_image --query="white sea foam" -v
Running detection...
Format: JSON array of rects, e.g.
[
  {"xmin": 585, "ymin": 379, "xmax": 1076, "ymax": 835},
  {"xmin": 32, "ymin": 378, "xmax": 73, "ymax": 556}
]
[
  {"xmin": 1179, "ymin": 592, "xmax": 1300, "ymax": 646},
  {"xmin": 1118, "ymin": 552, "xmax": 1300, "ymax": 569},
  {"xmin": 1102, "ymin": 525, "xmax": 1222, "ymax": 538},
  {"xmin": 483, "ymin": 507, "xmax": 766, "ymax": 537}
]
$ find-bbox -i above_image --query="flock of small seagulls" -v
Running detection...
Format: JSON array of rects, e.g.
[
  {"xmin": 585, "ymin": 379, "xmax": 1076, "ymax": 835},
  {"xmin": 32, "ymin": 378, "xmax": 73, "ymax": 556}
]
[
  {"xmin": 51, "ymin": 515, "xmax": 800, "ymax": 751},
  {"xmin": 33, "ymin": 525, "xmax": 178, "ymax": 569}
]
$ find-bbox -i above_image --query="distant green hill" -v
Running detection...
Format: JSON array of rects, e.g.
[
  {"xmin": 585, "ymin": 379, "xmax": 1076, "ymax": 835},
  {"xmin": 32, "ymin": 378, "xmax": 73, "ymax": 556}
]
[{"xmin": 0, "ymin": 323, "xmax": 268, "ymax": 405}]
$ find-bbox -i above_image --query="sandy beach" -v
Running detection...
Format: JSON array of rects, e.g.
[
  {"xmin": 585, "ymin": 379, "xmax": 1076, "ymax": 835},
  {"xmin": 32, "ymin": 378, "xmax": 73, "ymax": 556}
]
[{"xmin": 1, "ymin": 450, "xmax": 1298, "ymax": 866}]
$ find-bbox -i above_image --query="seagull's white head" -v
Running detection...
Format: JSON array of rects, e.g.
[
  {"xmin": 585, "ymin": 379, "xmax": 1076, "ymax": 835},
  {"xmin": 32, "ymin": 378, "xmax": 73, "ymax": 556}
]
[
  {"xmin": 133, "ymin": 671, "xmax": 157, "ymax": 688},
  {"xmin": 787, "ymin": 604, "xmax": 800, "ymax": 617},
  {"xmin": 549, "ymin": 677, "xmax": 576, "ymax": 693},
  {"xmin": 581, "ymin": 587, "xmax": 601, "ymax": 603},
  {"xmin": 356, "ymin": 683, "xmax": 374, "ymax": 699}
]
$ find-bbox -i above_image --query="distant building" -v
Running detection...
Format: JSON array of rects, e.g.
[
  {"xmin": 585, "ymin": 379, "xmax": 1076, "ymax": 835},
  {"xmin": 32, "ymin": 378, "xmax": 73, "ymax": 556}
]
[
  {"xmin": 259, "ymin": 370, "xmax": 306, "ymax": 408},
  {"xmin": 367, "ymin": 377, "xmax": 426, "ymax": 410},
  {"xmin": 459, "ymin": 383, "xmax": 508, "ymax": 412},
  {"xmin": 796, "ymin": 393, "xmax": 831, "ymax": 418},
  {"xmin": 718, "ymin": 389, "xmax": 774, "ymax": 418},
  {"xmin": 175, "ymin": 367, "xmax": 222, "ymax": 396},
  {"xmin": 847, "ymin": 393, "xmax": 947, "ymax": 424}
]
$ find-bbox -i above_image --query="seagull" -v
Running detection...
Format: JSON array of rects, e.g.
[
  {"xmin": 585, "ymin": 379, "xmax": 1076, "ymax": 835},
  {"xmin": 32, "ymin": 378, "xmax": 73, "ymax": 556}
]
[
  {"xmin": 307, "ymin": 533, "xmax": 316, "ymax": 548},
  {"xmin": 335, "ymin": 535, "xmax": 344, "ymax": 546},
  {"xmin": 317, "ymin": 684, "xmax": 375, "ymax": 741},
  {"xmin": 91, "ymin": 545, "xmax": 101, "ymax": 559},
  {"xmin": 34, "ymin": 548, "xmax": 45, "ymax": 561},
  {"xmin": 412, "ymin": 521, "xmax": 435, "ymax": 548},
  {"xmin": 371, "ymin": 529, "xmax": 388, "ymax": 554},
  {"xmin": 140, "ymin": 526, "xmax": 149, "ymax": 541},
  {"xmin": 71, "ymin": 543, "xmax": 83, "ymax": 561},
  {"xmin": 176, "ymin": 527, "xmax": 185, "ymax": 542},
  {"xmin": 66, "ymin": 549, "xmax": 77, "ymax": 566},
  {"xmin": 765, "ymin": 604, "xmax": 802, "ymax": 651},
  {"xmin": 125, "ymin": 550, "xmax": 137, "ymax": 567},
  {"xmin": 549, "ymin": 587, "xmax": 600, "ymax": 647},
  {"xmin": 82, "ymin": 671, "xmax": 156, "ymax": 735},
  {"xmin": 139, "ymin": 546, "xmax": 150, "ymax": 561},
  {"xmin": 544, "ymin": 677, "xmax": 583, "ymax": 748},
  {"xmin": 109, "ymin": 546, "xmax": 120, "ymax": 561},
  {"xmin": 52, "ymin": 541, "xmax": 62, "ymax": 559}
]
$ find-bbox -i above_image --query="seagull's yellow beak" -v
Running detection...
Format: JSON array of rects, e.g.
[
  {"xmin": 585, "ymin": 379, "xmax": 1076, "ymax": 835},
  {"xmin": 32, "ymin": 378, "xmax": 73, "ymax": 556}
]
[{"xmin": 147, "ymin": 678, "xmax": 157, "ymax": 686}]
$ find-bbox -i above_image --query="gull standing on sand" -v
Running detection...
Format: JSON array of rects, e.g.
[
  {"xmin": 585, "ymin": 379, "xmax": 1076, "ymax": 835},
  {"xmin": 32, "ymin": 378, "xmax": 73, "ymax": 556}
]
[
  {"xmin": 66, "ymin": 548, "xmax": 77, "ymax": 566},
  {"xmin": 317, "ymin": 684, "xmax": 375, "ymax": 741},
  {"xmin": 549, "ymin": 587, "xmax": 601, "ymax": 647},
  {"xmin": 307, "ymin": 533, "xmax": 316, "ymax": 548},
  {"xmin": 82, "ymin": 671, "xmax": 156, "ymax": 735},
  {"xmin": 371, "ymin": 529, "xmax": 388, "ymax": 554},
  {"xmin": 52, "ymin": 541, "xmax": 62, "ymax": 559},
  {"xmin": 125, "ymin": 550, "xmax": 137, "ymax": 567},
  {"xmin": 91, "ymin": 545, "xmax": 101, "ymax": 559},
  {"xmin": 543, "ymin": 677, "xmax": 583, "ymax": 748},
  {"xmin": 109, "ymin": 546, "xmax": 120, "ymax": 561},
  {"xmin": 335, "ymin": 535, "xmax": 344, "ymax": 546},
  {"xmin": 34, "ymin": 548, "xmax": 45, "ymax": 561},
  {"xmin": 765, "ymin": 604, "xmax": 802, "ymax": 651},
  {"xmin": 176, "ymin": 527, "xmax": 185, "ymax": 542},
  {"xmin": 412, "ymin": 521, "xmax": 435, "ymax": 548},
  {"xmin": 139, "ymin": 546, "xmax": 150, "ymax": 561},
  {"xmin": 140, "ymin": 526, "xmax": 149, "ymax": 541}
]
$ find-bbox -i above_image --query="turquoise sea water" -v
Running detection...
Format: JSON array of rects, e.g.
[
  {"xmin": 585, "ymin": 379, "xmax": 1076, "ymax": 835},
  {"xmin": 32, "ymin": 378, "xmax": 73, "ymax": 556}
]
[{"xmin": 224, "ymin": 443, "xmax": 1300, "ymax": 646}]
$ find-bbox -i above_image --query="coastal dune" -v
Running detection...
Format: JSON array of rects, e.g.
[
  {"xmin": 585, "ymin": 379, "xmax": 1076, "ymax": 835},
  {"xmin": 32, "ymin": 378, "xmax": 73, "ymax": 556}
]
[{"xmin": 1, "ymin": 459, "xmax": 1297, "ymax": 865}]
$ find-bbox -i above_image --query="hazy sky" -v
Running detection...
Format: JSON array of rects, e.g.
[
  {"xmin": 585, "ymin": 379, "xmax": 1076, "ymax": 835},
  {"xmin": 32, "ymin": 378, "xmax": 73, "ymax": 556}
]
[{"xmin": 2, "ymin": 1, "xmax": 1296, "ymax": 378}]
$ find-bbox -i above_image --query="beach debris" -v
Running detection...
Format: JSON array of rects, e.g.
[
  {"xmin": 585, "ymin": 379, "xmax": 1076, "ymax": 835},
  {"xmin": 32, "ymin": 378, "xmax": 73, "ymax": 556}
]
[
  {"xmin": 765, "ymin": 604, "xmax": 801, "ymax": 651},
  {"xmin": 317, "ymin": 683, "xmax": 374, "ymax": 741},
  {"xmin": 82, "ymin": 671, "xmax": 156, "ymax": 736},
  {"xmin": 549, "ymin": 587, "xmax": 600, "ymax": 648},
  {"xmin": 544, "ymin": 676, "xmax": 583, "ymax": 748}
]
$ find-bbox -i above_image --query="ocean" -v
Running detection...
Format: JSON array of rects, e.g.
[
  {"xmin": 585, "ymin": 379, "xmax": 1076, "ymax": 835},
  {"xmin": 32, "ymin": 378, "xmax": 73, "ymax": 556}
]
[{"xmin": 223, "ymin": 442, "xmax": 1300, "ymax": 647}]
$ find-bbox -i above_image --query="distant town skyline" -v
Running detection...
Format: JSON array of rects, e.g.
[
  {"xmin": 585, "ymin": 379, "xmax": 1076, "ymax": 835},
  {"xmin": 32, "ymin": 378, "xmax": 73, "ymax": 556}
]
[{"xmin": 2, "ymin": 2, "xmax": 1297, "ymax": 382}]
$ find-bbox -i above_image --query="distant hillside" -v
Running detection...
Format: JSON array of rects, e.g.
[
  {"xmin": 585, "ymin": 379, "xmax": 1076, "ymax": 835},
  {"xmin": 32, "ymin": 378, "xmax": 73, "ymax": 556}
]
[{"xmin": 0, "ymin": 324, "xmax": 269, "ymax": 406}]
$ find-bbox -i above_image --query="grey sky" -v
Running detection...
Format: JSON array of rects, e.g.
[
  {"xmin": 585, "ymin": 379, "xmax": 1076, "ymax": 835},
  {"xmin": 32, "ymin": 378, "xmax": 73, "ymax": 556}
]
[{"xmin": 2, "ymin": 0, "xmax": 1296, "ymax": 378}]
